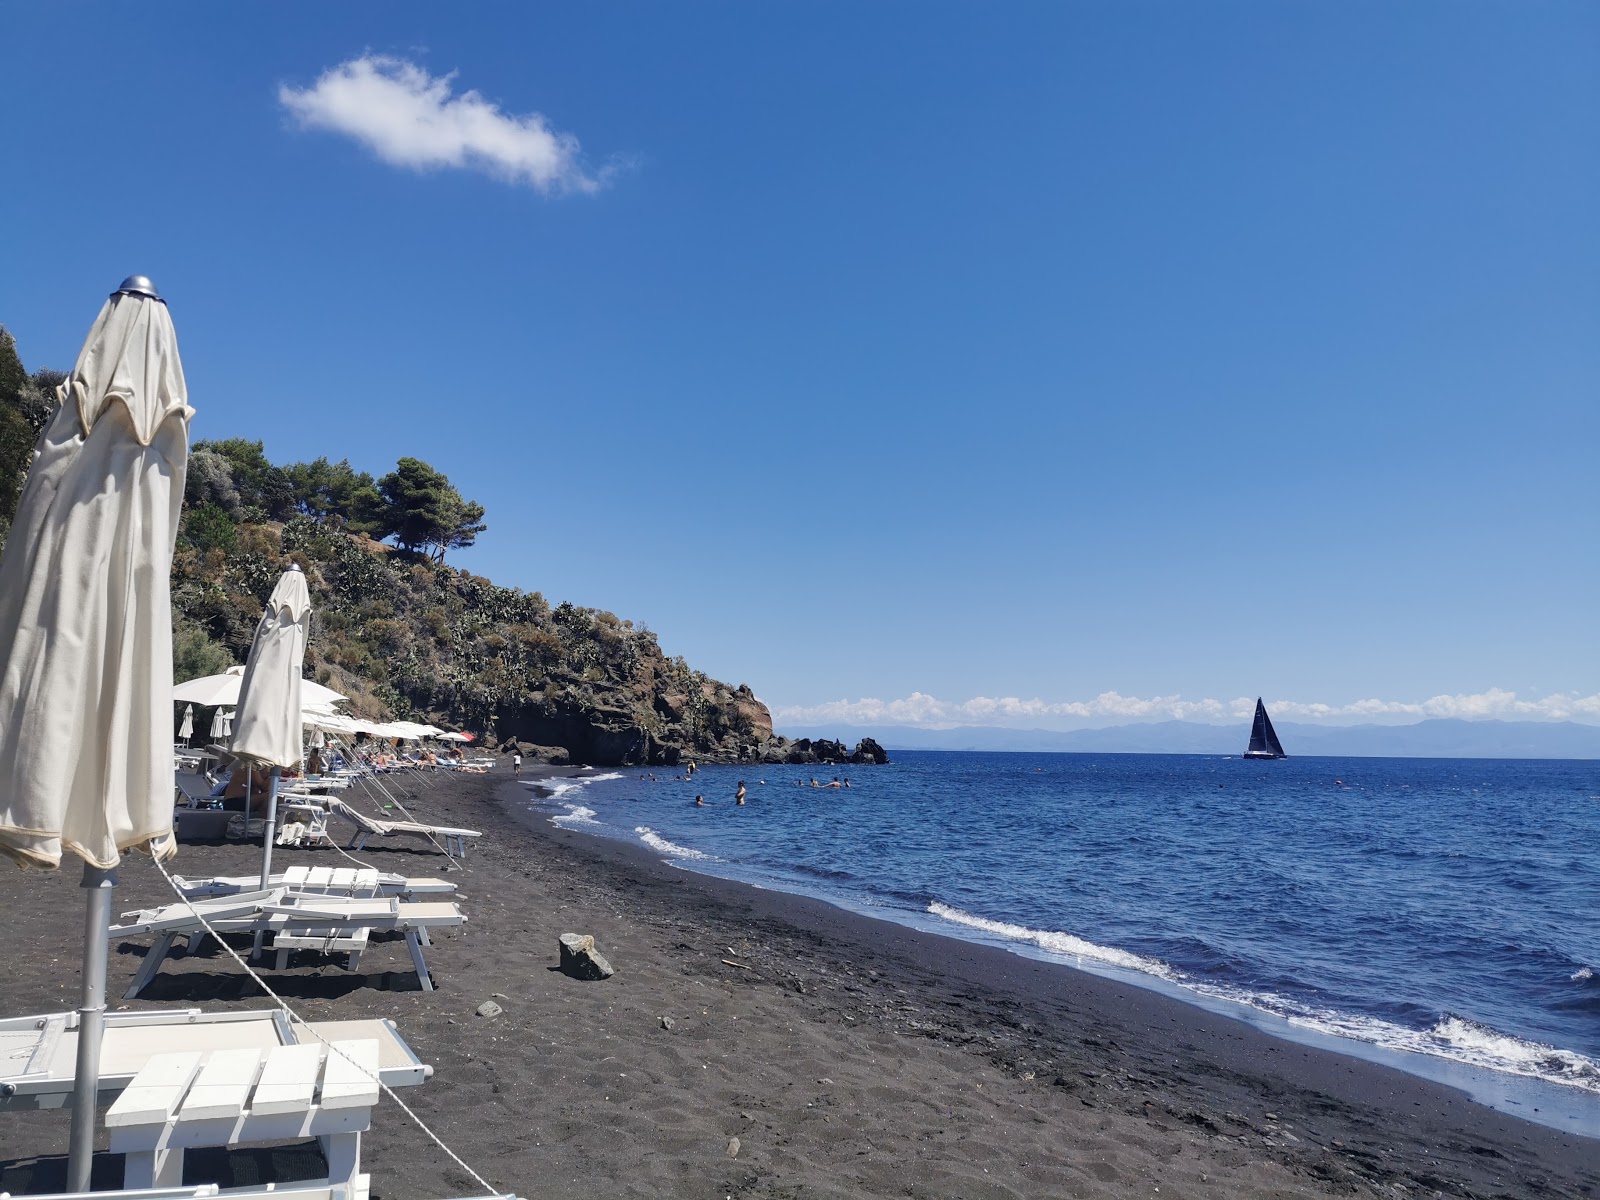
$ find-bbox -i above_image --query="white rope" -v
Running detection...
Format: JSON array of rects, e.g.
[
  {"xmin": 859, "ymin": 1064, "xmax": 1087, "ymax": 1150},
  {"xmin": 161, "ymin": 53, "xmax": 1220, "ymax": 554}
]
[{"xmin": 150, "ymin": 852, "xmax": 502, "ymax": 1198}]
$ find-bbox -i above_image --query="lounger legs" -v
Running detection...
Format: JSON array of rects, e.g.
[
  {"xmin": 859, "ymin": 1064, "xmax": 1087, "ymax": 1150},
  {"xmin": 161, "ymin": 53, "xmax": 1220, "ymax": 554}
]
[
  {"xmin": 124, "ymin": 931, "xmax": 176, "ymax": 999},
  {"xmin": 319, "ymin": 1130, "xmax": 362, "ymax": 1194},
  {"xmin": 405, "ymin": 929, "xmax": 434, "ymax": 991},
  {"xmin": 123, "ymin": 1145, "xmax": 183, "ymax": 1189}
]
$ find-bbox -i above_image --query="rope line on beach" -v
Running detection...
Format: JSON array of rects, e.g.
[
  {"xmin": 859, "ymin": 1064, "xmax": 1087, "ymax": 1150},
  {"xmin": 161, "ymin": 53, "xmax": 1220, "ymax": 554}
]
[{"xmin": 150, "ymin": 852, "xmax": 503, "ymax": 1198}]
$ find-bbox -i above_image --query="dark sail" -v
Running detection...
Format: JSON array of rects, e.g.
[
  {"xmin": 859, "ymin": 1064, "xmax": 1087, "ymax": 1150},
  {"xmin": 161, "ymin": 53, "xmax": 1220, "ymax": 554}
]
[{"xmin": 1245, "ymin": 698, "xmax": 1286, "ymax": 758}]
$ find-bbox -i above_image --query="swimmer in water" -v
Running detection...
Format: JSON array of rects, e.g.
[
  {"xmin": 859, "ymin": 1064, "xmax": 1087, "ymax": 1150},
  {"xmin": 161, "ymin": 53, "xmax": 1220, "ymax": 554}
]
[
  {"xmin": 695, "ymin": 795, "xmax": 705, "ymax": 806},
  {"xmin": 736, "ymin": 781, "xmax": 747, "ymax": 805}
]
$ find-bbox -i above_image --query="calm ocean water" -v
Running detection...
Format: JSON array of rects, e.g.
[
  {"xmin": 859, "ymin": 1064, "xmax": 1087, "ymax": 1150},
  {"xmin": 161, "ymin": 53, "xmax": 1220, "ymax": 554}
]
[{"xmin": 523, "ymin": 751, "xmax": 1600, "ymax": 1105}]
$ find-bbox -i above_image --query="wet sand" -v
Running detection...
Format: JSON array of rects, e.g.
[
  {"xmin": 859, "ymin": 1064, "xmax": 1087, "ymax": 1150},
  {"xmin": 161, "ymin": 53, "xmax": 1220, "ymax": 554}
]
[{"xmin": 1, "ymin": 768, "xmax": 1595, "ymax": 1198}]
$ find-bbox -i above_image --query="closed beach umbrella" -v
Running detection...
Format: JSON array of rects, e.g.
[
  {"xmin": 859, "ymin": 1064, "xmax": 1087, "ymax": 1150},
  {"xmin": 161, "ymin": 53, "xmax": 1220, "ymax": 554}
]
[
  {"xmin": 229, "ymin": 566, "xmax": 311, "ymax": 907},
  {"xmin": 210, "ymin": 706, "xmax": 226, "ymax": 739},
  {"xmin": 0, "ymin": 277, "xmax": 191, "ymax": 1188},
  {"xmin": 222, "ymin": 709, "xmax": 233, "ymax": 737},
  {"xmin": 178, "ymin": 704, "xmax": 194, "ymax": 743}
]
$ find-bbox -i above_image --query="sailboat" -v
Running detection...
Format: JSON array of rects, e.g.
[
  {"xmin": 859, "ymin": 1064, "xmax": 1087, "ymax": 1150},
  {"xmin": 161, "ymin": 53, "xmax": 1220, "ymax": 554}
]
[{"xmin": 1243, "ymin": 698, "xmax": 1287, "ymax": 759}]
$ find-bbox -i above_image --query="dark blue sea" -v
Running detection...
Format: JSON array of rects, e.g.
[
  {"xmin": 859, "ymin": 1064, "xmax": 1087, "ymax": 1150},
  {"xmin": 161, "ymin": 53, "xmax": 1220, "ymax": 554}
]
[{"xmin": 523, "ymin": 751, "xmax": 1600, "ymax": 1114}]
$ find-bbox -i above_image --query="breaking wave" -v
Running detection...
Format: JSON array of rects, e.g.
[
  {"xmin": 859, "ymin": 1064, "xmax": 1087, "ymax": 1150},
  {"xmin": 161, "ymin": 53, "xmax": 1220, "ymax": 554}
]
[
  {"xmin": 635, "ymin": 826, "xmax": 715, "ymax": 862},
  {"xmin": 546, "ymin": 771, "xmax": 624, "ymax": 800},
  {"xmin": 927, "ymin": 902, "xmax": 1176, "ymax": 979},
  {"xmin": 925, "ymin": 902, "xmax": 1600, "ymax": 1095}
]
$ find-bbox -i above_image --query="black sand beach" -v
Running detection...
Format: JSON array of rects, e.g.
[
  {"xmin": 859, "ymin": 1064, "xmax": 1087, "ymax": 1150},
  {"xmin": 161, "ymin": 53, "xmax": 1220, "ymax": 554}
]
[{"xmin": 1, "ymin": 768, "xmax": 1595, "ymax": 1199}]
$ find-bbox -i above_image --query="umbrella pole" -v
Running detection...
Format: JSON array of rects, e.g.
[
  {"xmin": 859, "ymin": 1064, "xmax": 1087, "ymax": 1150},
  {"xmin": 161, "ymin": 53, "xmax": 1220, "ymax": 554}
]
[
  {"xmin": 250, "ymin": 769, "xmax": 281, "ymax": 960},
  {"xmin": 68, "ymin": 863, "xmax": 117, "ymax": 1191}
]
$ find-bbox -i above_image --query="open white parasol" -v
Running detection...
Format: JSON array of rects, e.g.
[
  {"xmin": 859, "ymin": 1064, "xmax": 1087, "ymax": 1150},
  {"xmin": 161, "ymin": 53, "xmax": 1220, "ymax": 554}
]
[
  {"xmin": 175, "ymin": 663, "xmax": 344, "ymax": 709},
  {"xmin": 228, "ymin": 566, "xmax": 312, "ymax": 946},
  {"xmin": 0, "ymin": 276, "xmax": 191, "ymax": 1188}
]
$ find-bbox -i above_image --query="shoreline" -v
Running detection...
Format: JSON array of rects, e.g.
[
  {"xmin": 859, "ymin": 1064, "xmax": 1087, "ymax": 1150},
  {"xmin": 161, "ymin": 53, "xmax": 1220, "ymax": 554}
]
[
  {"xmin": 1, "ymin": 768, "xmax": 1595, "ymax": 1199},
  {"xmin": 521, "ymin": 766, "xmax": 1600, "ymax": 1137},
  {"xmin": 503, "ymin": 770, "xmax": 1600, "ymax": 1192}
]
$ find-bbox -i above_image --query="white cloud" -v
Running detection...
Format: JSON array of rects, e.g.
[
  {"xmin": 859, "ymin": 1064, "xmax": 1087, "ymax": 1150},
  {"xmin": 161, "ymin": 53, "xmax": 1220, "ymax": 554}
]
[
  {"xmin": 771, "ymin": 689, "xmax": 1600, "ymax": 729},
  {"xmin": 279, "ymin": 55, "xmax": 605, "ymax": 193}
]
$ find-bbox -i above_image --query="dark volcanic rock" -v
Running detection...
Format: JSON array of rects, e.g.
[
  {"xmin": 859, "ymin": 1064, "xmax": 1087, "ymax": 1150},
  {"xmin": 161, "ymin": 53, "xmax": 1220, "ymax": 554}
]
[
  {"xmin": 849, "ymin": 737, "xmax": 890, "ymax": 765},
  {"xmin": 770, "ymin": 736, "xmax": 887, "ymax": 765}
]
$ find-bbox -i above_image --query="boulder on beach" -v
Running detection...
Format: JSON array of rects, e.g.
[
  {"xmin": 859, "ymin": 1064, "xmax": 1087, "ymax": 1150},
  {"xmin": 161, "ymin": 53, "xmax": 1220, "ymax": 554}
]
[{"xmin": 559, "ymin": 932, "xmax": 615, "ymax": 981}]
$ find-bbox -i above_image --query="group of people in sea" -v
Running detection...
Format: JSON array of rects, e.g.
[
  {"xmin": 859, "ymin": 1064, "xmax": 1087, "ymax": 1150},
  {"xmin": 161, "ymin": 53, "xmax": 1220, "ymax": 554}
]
[
  {"xmin": 625, "ymin": 760, "xmax": 858, "ymax": 807},
  {"xmin": 682, "ymin": 775, "xmax": 852, "ymax": 805}
]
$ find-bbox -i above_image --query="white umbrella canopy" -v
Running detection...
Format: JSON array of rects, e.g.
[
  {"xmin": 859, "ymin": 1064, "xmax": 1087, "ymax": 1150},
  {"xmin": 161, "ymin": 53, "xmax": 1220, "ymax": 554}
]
[
  {"xmin": 0, "ymin": 284, "xmax": 191, "ymax": 868},
  {"xmin": 210, "ymin": 706, "xmax": 228, "ymax": 739},
  {"xmin": 178, "ymin": 704, "xmax": 194, "ymax": 742},
  {"xmin": 175, "ymin": 663, "xmax": 345, "ymax": 710},
  {"xmin": 230, "ymin": 567, "xmax": 312, "ymax": 769},
  {"xmin": 0, "ymin": 278, "xmax": 191, "ymax": 1189}
]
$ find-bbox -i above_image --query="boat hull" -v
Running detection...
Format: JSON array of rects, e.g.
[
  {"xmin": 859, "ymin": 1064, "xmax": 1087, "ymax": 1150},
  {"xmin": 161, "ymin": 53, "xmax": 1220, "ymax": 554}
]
[{"xmin": 1241, "ymin": 751, "xmax": 1286, "ymax": 760}]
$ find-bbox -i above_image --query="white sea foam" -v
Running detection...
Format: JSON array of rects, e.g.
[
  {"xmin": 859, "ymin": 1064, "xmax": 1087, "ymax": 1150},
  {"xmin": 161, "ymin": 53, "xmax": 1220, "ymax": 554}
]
[
  {"xmin": 551, "ymin": 804, "xmax": 599, "ymax": 827},
  {"xmin": 927, "ymin": 902, "xmax": 1177, "ymax": 980},
  {"xmin": 635, "ymin": 826, "xmax": 714, "ymax": 862},
  {"xmin": 544, "ymin": 771, "xmax": 624, "ymax": 801},
  {"xmin": 1572, "ymin": 965, "xmax": 1594, "ymax": 982},
  {"xmin": 926, "ymin": 902, "xmax": 1600, "ymax": 1095}
]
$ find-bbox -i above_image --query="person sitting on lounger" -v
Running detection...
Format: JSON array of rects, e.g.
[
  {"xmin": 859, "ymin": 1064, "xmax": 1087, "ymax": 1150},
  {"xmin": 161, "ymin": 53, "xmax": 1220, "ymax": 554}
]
[{"xmin": 221, "ymin": 764, "xmax": 274, "ymax": 815}]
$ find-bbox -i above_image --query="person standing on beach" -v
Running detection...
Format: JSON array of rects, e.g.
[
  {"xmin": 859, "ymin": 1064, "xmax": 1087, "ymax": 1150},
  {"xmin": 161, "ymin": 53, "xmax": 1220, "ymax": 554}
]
[
  {"xmin": 736, "ymin": 781, "xmax": 747, "ymax": 805},
  {"xmin": 513, "ymin": 749, "xmax": 522, "ymax": 777}
]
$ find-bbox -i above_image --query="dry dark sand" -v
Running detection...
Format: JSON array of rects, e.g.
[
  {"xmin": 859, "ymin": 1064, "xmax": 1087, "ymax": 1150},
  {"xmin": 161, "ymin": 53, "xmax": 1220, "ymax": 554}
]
[{"xmin": 1, "ymin": 768, "xmax": 1595, "ymax": 1199}]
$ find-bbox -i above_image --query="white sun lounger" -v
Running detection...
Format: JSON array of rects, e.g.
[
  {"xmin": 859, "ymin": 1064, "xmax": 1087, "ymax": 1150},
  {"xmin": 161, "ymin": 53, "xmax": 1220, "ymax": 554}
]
[
  {"xmin": 319, "ymin": 799, "xmax": 479, "ymax": 858},
  {"xmin": 2, "ymin": 1184, "xmax": 516, "ymax": 1200},
  {"xmin": 170, "ymin": 866, "xmax": 456, "ymax": 900},
  {"xmin": 105, "ymin": 1038, "xmax": 381, "ymax": 1193},
  {"xmin": 112, "ymin": 891, "xmax": 468, "ymax": 996},
  {"xmin": 1, "ymin": 1186, "xmax": 517, "ymax": 1200},
  {"xmin": 0, "ymin": 1012, "xmax": 514, "ymax": 1200},
  {"xmin": 0, "ymin": 1008, "xmax": 431, "ymax": 1112}
]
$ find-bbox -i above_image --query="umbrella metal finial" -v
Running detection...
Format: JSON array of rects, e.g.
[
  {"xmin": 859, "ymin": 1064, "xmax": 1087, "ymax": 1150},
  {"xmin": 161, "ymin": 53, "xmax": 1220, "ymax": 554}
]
[{"xmin": 112, "ymin": 275, "xmax": 164, "ymax": 303}]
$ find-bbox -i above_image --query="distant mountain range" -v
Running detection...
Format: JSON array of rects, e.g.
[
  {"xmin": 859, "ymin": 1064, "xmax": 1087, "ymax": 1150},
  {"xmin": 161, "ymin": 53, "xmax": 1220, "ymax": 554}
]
[{"xmin": 776, "ymin": 718, "xmax": 1600, "ymax": 759}]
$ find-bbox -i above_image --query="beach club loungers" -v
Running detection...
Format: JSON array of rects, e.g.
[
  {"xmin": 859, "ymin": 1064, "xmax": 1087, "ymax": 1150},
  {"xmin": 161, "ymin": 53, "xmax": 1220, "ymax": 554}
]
[
  {"xmin": 0, "ymin": 1008, "xmax": 432, "ymax": 1109},
  {"xmin": 0, "ymin": 1009, "xmax": 514, "ymax": 1200},
  {"xmin": 318, "ymin": 798, "xmax": 480, "ymax": 858},
  {"xmin": 112, "ymin": 890, "xmax": 468, "ymax": 996},
  {"xmin": 106, "ymin": 1038, "xmax": 380, "ymax": 1192},
  {"xmin": 171, "ymin": 865, "xmax": 456, "ymax": 900}
]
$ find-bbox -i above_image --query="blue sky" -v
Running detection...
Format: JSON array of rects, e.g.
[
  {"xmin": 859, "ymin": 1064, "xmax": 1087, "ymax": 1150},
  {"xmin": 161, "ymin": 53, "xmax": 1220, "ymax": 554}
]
[{"xmin": 2, "ymin": 2, "xmax": 1595, "ymax": 729}]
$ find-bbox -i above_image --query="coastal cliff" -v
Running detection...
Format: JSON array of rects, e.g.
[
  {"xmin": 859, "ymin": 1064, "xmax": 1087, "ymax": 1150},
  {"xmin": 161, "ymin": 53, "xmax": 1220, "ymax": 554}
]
[
  {"xmin": 175, "ymin": 512, "xmax": 803, "ymax": 765},
  {"xmin": 0, "ymin": 331, "xmax": 882, "ymax": 767}
]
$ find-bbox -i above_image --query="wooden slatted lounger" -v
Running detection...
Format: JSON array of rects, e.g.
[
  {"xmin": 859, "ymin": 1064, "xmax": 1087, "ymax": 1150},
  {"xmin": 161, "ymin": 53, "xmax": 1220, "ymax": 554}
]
[{"xmin": 111, "ymin": 892, "xmax": 468, "ymax": 996}]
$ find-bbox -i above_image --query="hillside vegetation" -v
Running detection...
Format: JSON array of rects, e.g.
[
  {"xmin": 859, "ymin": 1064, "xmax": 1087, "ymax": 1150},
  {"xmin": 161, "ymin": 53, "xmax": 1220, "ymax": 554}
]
[{"xmin": 0, "ymin": 325, "xmax": 883, "ymax": 766}]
